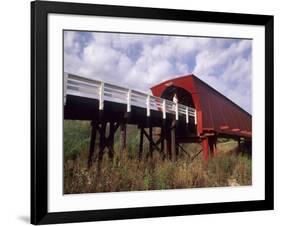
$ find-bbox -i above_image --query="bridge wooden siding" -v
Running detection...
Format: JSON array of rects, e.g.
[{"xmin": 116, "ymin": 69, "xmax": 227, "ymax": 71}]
[{"xmin": 150, "ymin": 74, "xmax": 252, "ymax": 161}]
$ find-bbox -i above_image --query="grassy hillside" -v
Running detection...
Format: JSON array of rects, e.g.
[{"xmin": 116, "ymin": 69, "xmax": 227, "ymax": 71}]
[{"xmin": 64, "ymin": 120, "xmax": 251, "ymax": 194}]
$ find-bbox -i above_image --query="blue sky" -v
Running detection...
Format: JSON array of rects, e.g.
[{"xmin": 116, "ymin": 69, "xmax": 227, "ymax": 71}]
[{"xmin": 64, "ymin": 31, "xmax": 252, "ymax": 113}]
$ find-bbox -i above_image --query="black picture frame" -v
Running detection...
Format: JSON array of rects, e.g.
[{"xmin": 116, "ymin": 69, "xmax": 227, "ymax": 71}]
[{"xmin": 31, "ymin": 1, "xmax": 274, "ymax": 224}]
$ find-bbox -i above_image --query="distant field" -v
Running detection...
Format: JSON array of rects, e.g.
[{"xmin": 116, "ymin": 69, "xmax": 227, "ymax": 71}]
[{"xmin": 64, "ymin": 120, "xmax": 252, "ymax": 194}]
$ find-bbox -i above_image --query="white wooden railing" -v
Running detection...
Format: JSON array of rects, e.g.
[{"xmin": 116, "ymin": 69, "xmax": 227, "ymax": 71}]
[{"xmin": 64, "ymin": 73, "xmax": 197, "ymax": 124}]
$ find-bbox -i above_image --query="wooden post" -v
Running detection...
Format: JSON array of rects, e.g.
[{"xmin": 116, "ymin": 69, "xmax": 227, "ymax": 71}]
[
  {"xmin": 87, "ymin": 121, "xmax": 97, "ymax": 168},
  {"xmin": 165, "ymin": 128, "xmax": 171, "ymax": 160},
  {"xmin": 149, "ymin": 126, "xmax": 153, "ymax": 158},
  {"xmin": 160, "ymin": 127, "xmax": 164, "ymax": 153},
  {"xmin": 161, "ymin": 121, "xmax": 167, "ymax": 160},
  {"xmin": 175, "ymin": 142, "xmax": 179, "ymax": 158},
  {"xmin": 213, "ymin": 136, "xmax": 218, "ymax": 156},
  {"xmin": 208, "ymin": 137, "xmax": 215, "ymax": 157},
  {"xmin": 139, "ymin": 127, "xmax": 144, "ymax": 160},
  {"xmin": 202, "ymin": 137, "xmax": 209, "ymax": 162},
  {"xmin": 161, "ymin": 139, "xmax": 165, "ymax": 160},
  {"xmin": 171, "ymin": 120, "xmax": 176, "ymax": 161},
  {"xmin": 107, "ymin": 122, "xmax": 115, "ymax": 160},
  {"xmin": 98, "ymin": 122, "xmax": 106, "ymax": 163}
]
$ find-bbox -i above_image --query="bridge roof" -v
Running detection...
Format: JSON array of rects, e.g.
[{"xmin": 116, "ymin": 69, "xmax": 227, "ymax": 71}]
[{"xmin": 150, "ymin": 74, "xmax": 252, "ymax": 138}]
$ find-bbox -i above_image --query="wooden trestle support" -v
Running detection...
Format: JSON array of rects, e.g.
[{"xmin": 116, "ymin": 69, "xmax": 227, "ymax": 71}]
[
  {"xmin": 87, "ymin": 120, "xmax": 226, "ymax": 168},
  {"xmin": 137, "ymin": 120, "xmax": 179, "ymax": 161},
  {"xmin": 201, "ymin": 135, "xmax": 218, "ymax": 163},
  {"xmin": 87, "ymin": 120, "xmax": 120, "ymax": 168},
  {"xmin": 88, "ymin": 118, "xmax": 184, "ymax": 168}
]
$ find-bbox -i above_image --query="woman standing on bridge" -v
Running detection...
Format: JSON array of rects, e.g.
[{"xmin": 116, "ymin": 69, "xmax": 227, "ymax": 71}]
[{"xmin": 173, "ymin": 93, "xmax": 178, "ymax": 111}]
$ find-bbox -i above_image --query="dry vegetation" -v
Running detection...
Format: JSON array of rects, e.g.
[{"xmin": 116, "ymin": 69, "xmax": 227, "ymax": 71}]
[{"xmin": 64, "ymin": 120, "xmax": 251, "ymax": 194}]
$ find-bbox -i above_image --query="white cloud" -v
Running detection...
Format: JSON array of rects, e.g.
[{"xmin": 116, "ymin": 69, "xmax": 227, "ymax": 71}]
[
  {"xmin": 64, "ymin": 31, "xmax": 252, "ymax": 113},
  {"xmin": 192, "ymin": 39, "xmax": 252, "ymax": 112}
]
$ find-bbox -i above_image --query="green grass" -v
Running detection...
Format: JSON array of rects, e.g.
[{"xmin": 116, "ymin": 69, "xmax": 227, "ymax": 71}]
[
  {"xmin": 63, "ymin": 120, "xmax": 252, "ymax": 194},
  {"xmin": 63, "ymin": 120, "xmax": 91, "ymax": 159}
]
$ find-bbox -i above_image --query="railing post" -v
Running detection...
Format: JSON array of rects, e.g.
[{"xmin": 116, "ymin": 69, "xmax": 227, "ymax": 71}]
[
  {"xmin": 186, "ymin": 106, "xmax": 189, "ymax": 123},
  {"xmin": 194, "ymin": 110, "xmax": 197, "ymax": 125},
  {"xmin": 127, "ymin": 89, "xmax": 131, "ymax": 112},
  {"xmin": 64, "ymin": 72, "xmax": 68, "ymax": 105},
  {"xmin": 162, "ymin": 99, "xmax": 166, "ymax": 119},
  {"xmin": 99, "ymin": 82, "xmax": 104, "ymax": 110},
  {"xmin": 146, "ymin": 95, "xmax": 150, "ymax": 117},
  {"xmin": 175, "ymin": 103, "xmax": 179, "ymax": 120}
]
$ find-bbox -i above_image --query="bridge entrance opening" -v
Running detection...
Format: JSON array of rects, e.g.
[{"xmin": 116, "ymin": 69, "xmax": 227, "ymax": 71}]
[{"xmin": 161, "ymin": 86, "xmax": 195, "ymax": 108}]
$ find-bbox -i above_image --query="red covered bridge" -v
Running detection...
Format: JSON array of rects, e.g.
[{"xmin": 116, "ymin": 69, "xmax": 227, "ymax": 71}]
[
  {"xmin": 64, "ymin": 72, "xmax": 252, "ymax": 165},
  {"xmin": 151, "ymin": 74, "xmax": 252, "ymax": 161}
]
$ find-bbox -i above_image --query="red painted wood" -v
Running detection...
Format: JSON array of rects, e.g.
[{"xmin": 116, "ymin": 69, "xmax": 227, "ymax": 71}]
[
  {"xmin": 151, "ymin": 74, "xmax": 252, "ymax": 139},
  {"xmin": 202, "ymin": 138, "xmax": 209, "ymax": 162}
]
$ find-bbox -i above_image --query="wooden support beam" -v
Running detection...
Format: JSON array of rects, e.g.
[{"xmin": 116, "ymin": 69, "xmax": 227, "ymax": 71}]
[
  {"xmin": 160, "ymin": 127, "xmax": 164, "ymax": 153},
  {"xmin": 208, "ymin": 136, "xmax": 216, "ymax": 157},
  {"xmin": 149, "ymin": 126, "xmax": 153, "ymax": 158},
  {"xmin": 212, "ymin": 136, "xmax": 218, "ymax": 156},
  {"xmin": 98, "ymin": 122, "xmax": 106, "ymax": 162},
  {"xmin": 142, "ymin": 128, "xmax": 162, "ymax": 153},
  {"xmin": 107, "ymin": 122, "xmax": 115, "ymax": 159},
  {"xmin": 165, "ymin": 129, "xmax": 171, "ymax": 160},
  {"xmin": 87, "ymin": 121, "xmax": 97, "ymax": 168},
  {"xmin": 175, "ymin": 142, "xmax": 179, "ymax": 158},
  {"xmin": 213, "ymin": 140, "xmax": 218, "ymax": 156},
  {"xmin": 207, "ymin": 137, "xmax": 212, "ymax": 157},
  {"xmin": 161, "ymin": 138, "xmax": 165, "ymax": 160},
  {"xmin": 178, "ymin": 144, "xmax": 190, "ymax": 157},
  {"xmin": 202, "ymin": 137, "xmax": 209, "ymax": 162},
  {"xmin": 96, "ymin": 121, "xmax": 119, "ymax": 163},
  {"xmin": 171, "ymin": 120, "xmax": 176, "ymax": 161},
  {"xmin": 139, "ymin": 127, "xmax": 144, "ymax": 160},
  {"xmin": 161, "ymin": 121, "xmax": 168, "ymax": 160}
]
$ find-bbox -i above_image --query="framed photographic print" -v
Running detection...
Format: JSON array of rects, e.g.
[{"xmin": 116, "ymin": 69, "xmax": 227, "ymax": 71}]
[{"xmin": 31, "ymin": 0, "xmax": 274, "ymax": 224}]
